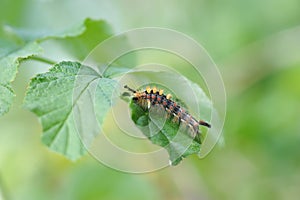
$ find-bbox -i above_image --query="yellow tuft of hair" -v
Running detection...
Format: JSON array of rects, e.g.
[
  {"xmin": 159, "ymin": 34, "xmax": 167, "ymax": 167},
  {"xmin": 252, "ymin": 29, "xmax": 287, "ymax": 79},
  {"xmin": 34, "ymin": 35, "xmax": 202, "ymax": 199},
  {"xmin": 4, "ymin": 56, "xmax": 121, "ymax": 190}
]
[
  {"xmin": 152, "ymin": 86, "xmax": 157, "ymax": 93},
  {"xmin": 159, "ymin": 89, "xmax": 164, "ymax": 95},
  {"xmin": 166, "ymin": 94, "xmax": 172, "ymax": 99},
  {"xmin": 146, "ymin": 86, "xmax": 151, "ymax": 93}
]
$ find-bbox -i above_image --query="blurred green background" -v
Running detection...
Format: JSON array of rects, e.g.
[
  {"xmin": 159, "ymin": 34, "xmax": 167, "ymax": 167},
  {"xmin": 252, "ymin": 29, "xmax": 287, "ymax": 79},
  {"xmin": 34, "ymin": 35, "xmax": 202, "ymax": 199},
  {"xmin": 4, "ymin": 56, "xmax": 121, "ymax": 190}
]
[{"xmin": 1, "ymin": 0, "xmax": 300, "ymax": 199}]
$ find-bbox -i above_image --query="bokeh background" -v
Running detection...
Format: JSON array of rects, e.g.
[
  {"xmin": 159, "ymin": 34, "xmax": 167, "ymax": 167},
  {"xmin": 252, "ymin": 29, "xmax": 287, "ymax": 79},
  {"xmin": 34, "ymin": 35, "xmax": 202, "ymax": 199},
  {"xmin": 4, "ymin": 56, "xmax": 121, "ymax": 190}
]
[{"xmin": 1, "ymin": 0, "xmax": 300, "ymax": 199}]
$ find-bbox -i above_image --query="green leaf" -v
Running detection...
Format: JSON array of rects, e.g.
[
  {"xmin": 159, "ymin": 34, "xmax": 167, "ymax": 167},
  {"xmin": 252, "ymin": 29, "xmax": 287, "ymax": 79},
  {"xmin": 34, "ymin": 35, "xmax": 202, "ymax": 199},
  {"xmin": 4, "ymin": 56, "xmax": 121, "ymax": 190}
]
[
  {"xmin": 94, "ymin": 78, "xmax": 119, "ymax": 124},
  {"xmin": 129, "ymin": 101, "xmax": 203, "ymax": 166},
  {"xmin": 0, "ymin": 84, "xmax": 14, "ymax": 115},
  {"xmin": 24, "ymin": 61, "xmax": 118, "ymax": 160},
  {"xmin": 120, "ymin": 69, "xmax": 214, "ymax": 165},
  {"xmin": 49, "ymin": 18, "xmax": 113, "ymax": 60},
  {"xmin": 8, "ymin": 18, "xmax": 112, "ymax": 44},
  {"xmin": 0, "ymin": 38, "xmax": 43, "ymax": 116},
  {"xmin": 127, "ymin": 84, "xmax": 212, "ymax": 166},
  {"xmin": 0, "ymin": 18, "xmax": 114, "ymax": 116}
]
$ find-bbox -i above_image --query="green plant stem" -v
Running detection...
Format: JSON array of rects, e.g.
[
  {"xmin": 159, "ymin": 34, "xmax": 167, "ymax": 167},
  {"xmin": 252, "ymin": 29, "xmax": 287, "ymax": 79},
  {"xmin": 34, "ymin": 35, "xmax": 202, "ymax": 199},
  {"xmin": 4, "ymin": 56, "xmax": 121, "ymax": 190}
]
[{"xmin": 29, "ymin": 56, "xmax": 56, "ymax": 65}]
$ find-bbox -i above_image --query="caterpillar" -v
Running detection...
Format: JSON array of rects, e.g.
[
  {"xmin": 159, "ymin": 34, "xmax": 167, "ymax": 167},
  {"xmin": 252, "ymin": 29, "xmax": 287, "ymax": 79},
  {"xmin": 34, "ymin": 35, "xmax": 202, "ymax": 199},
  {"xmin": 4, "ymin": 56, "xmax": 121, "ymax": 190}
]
[{"xmin": 124, "ymin": 85, "xmax": 211, "ymax": 139}]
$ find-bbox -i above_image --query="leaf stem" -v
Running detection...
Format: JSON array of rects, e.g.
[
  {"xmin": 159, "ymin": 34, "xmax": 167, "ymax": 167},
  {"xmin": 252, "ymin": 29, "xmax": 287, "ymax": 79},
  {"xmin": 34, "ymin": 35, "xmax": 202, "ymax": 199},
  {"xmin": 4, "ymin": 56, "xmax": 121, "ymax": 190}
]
[{"xmin": 29, "ymin": 56, "xmax": 56, "ymax": 65}]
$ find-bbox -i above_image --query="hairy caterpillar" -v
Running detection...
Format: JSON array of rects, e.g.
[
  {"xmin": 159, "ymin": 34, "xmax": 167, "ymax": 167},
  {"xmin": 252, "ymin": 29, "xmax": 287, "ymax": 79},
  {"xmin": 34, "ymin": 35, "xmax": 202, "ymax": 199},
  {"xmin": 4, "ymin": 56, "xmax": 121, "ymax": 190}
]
[{"xmin": 124, "ymin": 85, "xmax": 211, "ymax": 140}]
